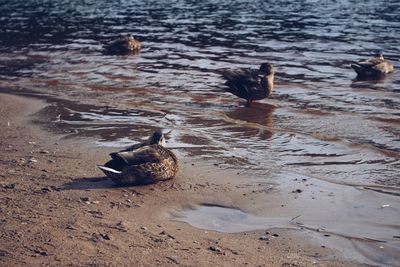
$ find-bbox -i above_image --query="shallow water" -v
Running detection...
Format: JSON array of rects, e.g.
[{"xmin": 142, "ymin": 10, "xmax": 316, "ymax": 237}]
[
  {"xmin": 0, "ymin": 0, "xmax": 399, "ymax": 265},
  {"xmin": 172, "ymin": 173, "xmax": 400, "ymax": 266},
  {"xmin": 174, "ymin": 203, "xmax": 400, "ymax": 266}
]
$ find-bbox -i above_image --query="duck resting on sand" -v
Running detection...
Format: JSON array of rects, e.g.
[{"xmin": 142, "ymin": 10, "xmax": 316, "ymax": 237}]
[
  {"xmin": 351, "ymin": 52, "xmax": 394, "ymax": 79},
  {"xmin": 105, "ymin": 34, "xmax": 141, "ymax": 55},
  {"xmin": 222, "ymin": 63, "xmax": 275, "ymax": 107},
  {"xmin": 98, "ymin": 131, "xmax": 178, "ymax": 186}
]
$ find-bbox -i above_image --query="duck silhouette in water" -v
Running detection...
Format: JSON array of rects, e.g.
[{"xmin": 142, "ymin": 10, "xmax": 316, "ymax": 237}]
[
  {"xmin": 351, "ymin": 52, "xmax": 394, "ymax": 79},
  {"xmin": 222, "ymin": 63, "xmax": 275, "ymax": 107},
  {"xmin": 105, "ymin": 34, "xmax": 141, "ymax": 55}
]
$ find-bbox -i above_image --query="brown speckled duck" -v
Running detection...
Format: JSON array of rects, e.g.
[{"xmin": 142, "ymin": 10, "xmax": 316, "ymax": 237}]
[
  {"xmin": 98, "ymin": 131, "xmax": 178, "ymax": 186},
  {"xmin": 105, "ymin": 34, "xmax": 141, "ymax": 55},
  {"xmin": 222, "ymin": 63, "xmax": 274, "ymax": 107},
  {"xmin": 351, "ymin": 52, "xmax": 394, "ymax": 79}
]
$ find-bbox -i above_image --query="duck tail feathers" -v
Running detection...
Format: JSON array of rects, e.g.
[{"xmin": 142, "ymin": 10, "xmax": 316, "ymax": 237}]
[
  {"xmin": 97, "ymin": 165, "xmax": 122, "ymax": 174},
  {"xmin": 110, "ymin": 152, "xmax": 131, "ymax": 164},
  {"xmin": 350, "ymin": 63, "xmax": 363, "ymax": 74}
]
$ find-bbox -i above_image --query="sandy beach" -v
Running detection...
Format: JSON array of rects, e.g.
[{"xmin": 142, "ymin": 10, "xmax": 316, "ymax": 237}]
[{"xmin": 0, "ymin": 92, "xmax": 368, "ymax": 266}]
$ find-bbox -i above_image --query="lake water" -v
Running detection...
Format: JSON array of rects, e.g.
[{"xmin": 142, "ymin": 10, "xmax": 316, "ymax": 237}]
[{"xmin": 0, "ymin": 0, "xmax": 399, "ymax": 265}]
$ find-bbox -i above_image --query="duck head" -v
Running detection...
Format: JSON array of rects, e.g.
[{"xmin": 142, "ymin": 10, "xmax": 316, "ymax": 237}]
[
  {"xmin": 259, "ymin": 63, "xmax": 274, "ymax": 75},
  {"xmin": 374, "ymin": 51, "xmax": 384, "ymax": 60},
  {"xmin": 125, "ymin": 34, "xmax": 135, "ymax": 41},
  {"xmin": 258, "ymin": 63, "xmax": 274, "ymax": 97},
  {"xmin": 148, "ymin": 130, "xmax": 166, "ymax": 146}
]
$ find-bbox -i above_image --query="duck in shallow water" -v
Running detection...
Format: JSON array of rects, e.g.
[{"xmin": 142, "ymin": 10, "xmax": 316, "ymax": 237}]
[
  {"xmin": 98, "ymin": 131, "xmax": 178, "ymax": 186},
  {"xmin": 222, "ymin": 63, "xmax": 275, "ymax": 107},
  {"xmin": 105, "ymin": 34, "xmax": 141, "ymax": 55},
  {"xmin": 351, "ymin": 53, "xmax": 394, "ymax": 79}
]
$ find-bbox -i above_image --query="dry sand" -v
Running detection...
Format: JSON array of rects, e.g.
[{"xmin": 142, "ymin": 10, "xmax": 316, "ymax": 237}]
[{"xmin": 0, "ymin": 93, "xmax": 364, "ymax": 266}]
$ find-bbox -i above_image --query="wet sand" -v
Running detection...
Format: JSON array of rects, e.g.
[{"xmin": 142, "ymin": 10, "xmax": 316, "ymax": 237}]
[{"xmin": 0, "ymin": 92, "xmax": 368, "ymax": 266}]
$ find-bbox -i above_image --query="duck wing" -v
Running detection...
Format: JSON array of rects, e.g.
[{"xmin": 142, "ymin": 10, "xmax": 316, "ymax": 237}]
[
  {"xmin": 118, "ymin": 142, "xmax": 146, "ymax": 152},
  {"xmin": 105, "ymin": 37, "xmax": 131, "ymax": 54},
  {"xmin": 222, "ymin": 69, "xmax": 258, "ymax": 84},
  {"xmin": 119, "ymin": 146, "xmax": 178, "ymax": 184},
  {"xmin": 350, "ymin": 61, "xmax": 374, "ymax": 71},
  {"xmin": 222, "ymin": 69, "xmax": 260, "ymax": 97},
  {"xmin": 110, "ymin": 145, "xmax": 165, "ymax": 166},
  {"xmin": 351, "ymin": 58, "xmax": 393, "ymax": 75}
]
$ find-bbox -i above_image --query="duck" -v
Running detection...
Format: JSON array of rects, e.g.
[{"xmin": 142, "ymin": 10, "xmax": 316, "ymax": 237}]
[
  {"xmin": 350, "ymin": 52, "xmax": 394, "ymax": 79},
  {"xmin": 98, "ymin": 131, "xmax": 178, "ymax": 186},
  {"xmin": 105, "ymin": 34, "xmax": 141, "ymax": 55},
  {"xmin": 222, "ymin": 63, "xmax": 275, "ymax": 107}
]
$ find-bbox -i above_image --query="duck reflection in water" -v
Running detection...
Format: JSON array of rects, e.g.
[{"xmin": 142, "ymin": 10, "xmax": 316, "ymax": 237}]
[
  {"xmin": 221, "ymin": 63, "xmax": 275, "ymax": 107},
  {"xmin": 225, "ymin": 103, "xmax": 275, "ymax": 140}
]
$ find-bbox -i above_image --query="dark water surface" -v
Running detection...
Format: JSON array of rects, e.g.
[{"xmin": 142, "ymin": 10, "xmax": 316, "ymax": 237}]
[{"xmin": 1, "ymin": 0, "xmax": 399, "ymax": 265}]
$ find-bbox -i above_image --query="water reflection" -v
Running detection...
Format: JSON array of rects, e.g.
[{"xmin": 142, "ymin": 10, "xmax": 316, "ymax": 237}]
[
  {"xmin": 225, "ymin": 103, "xmax": 275, "ymax": 127},
  {"xmin": 0, "ymin": 0, "xmax": 398, "ymax": 183},
  {"xmin": 172, "ymin": 170, "xmax": 400, "ymax": 266}
]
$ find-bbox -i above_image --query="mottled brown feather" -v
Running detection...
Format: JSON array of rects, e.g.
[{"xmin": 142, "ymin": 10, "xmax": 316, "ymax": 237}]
[
  {"xmin": 99, "ymin": 144, "xmax": 178, "ymax": 186},
  {"xmin": 351, "ymin": 54, "xmax": 394, "ymax": 78}
]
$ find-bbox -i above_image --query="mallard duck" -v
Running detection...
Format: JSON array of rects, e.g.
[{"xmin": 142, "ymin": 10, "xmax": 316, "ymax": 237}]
[
  {"xmin": 351, "ymin": 52, "xmax": 394, "ymax": 79},
  {"xmin": 105, "ymin": 34, "xmax": 141, "ymax": 55},
  {"xmin": 222, "ymin": 63, "xmax": 274, "ymax": 107},
  {"xmin": 98, "ymin": 131, "xmax": 178, "ymax": 186}
]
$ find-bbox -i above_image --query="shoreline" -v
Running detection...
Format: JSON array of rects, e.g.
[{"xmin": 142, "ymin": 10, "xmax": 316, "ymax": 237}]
[{"xmin": 0, "ymin": 92, "xmax": 371, "ymax": 266}]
